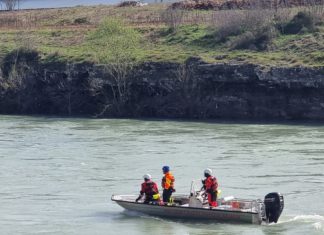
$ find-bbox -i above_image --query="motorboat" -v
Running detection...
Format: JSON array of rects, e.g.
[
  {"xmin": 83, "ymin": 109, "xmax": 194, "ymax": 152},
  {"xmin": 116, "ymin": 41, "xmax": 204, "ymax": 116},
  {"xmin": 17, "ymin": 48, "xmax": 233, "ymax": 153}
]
[{"xmin": 111, "ymin": 181, "xmax": 284, "ymax": 225}]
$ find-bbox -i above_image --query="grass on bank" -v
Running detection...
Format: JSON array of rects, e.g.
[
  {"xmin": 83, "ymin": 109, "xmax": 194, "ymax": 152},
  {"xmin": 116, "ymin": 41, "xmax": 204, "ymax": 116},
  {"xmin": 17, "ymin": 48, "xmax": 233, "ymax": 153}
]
[{"xmin": 0, "ymin": 4, "xmax": 323, "ymax": 67}]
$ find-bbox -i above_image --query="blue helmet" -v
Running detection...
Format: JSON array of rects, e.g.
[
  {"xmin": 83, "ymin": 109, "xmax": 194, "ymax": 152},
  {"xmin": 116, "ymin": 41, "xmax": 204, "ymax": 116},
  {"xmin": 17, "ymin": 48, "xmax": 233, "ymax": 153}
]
[{"xmin": 162, "ymin": 166, "xmax": 170, "ymax": 173}]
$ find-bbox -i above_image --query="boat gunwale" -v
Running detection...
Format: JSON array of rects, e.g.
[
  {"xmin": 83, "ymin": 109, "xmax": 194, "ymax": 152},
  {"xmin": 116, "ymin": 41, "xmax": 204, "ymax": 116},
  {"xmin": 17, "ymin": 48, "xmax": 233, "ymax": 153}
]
[{"xmin": 111, "ymin": 195, "xmax": 259, "ymax": 215}]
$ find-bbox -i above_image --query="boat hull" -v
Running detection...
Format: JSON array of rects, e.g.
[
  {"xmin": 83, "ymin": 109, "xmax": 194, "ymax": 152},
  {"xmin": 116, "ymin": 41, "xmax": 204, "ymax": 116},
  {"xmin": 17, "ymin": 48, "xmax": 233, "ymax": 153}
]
[{"xmin": 113, "ymin": 197, "xmax": 262, "ymax": 224}]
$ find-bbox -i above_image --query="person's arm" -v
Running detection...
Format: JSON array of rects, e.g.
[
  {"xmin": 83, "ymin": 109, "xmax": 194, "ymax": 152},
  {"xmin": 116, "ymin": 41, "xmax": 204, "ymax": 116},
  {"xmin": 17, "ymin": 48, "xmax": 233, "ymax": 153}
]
[
  {"xmin": 161, "ymin": 176, "xmax": 165, "ymax": 188},
  {"xmin": 135, "ymin": 193, "xmax": 143, "ymax": 202},
  {"xmin": 170, "ymin": 175, "xmax": 175, "ymax": 192},
  {"xmin": 136, "ymin": 184, "xmax": 145, "ymax": 202},
  {"xmin": 153, "ymin": 182, "xmax": 159, "ymax": 194},
  {"xmin": 211, "ymin": 177, "xmax": 218, "ymax": 192},
  {"xmin": 215, "ymin": 178, "xmax": 218, "ymax": 190},
  {"xmin": 201, "ymin": 179, "xmax": 206, "ymax": 191}
]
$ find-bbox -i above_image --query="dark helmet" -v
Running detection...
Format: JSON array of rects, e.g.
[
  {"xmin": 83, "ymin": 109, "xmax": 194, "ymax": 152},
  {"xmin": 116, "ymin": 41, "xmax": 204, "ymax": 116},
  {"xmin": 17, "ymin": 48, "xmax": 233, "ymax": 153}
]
[{"xmin": 162, "ymin": 166, "xmax": 170, "ymax": 173}]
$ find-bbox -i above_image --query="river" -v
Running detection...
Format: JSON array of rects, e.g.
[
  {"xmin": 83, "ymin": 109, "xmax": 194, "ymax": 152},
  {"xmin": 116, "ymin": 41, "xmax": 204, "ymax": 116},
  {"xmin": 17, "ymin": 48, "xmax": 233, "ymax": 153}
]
[{"xmin": 0, "ymin": 115, "xmax": 324, "ymax": 234}]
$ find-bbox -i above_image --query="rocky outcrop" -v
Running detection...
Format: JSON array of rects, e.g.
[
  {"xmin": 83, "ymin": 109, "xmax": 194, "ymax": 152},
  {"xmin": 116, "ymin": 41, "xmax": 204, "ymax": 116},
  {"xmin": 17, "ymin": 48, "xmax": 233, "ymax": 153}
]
[{"xmin": 0, "ymin": 53, "xmax": 324, "ymax": 120}]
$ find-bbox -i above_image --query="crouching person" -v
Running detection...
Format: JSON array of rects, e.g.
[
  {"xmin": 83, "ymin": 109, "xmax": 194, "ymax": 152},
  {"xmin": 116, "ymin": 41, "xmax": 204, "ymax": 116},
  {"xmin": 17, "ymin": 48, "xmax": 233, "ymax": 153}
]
[
  {"xmin": 202, "ymin": 168, "xmax": 218, "ymax": 208},
  {"xmin": 135, "ymin": 174, "xmax": 160, "ymax": 204}
]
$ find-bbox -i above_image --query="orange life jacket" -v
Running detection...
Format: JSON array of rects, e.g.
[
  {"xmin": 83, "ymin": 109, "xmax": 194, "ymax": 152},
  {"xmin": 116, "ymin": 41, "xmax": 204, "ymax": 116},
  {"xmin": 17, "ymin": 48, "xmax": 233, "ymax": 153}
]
[
  {"xmin": 204, "ymin": 176, "xmax": 218, "ymax": 193},
  {"xmin": 161, "ymin": 172, "xmax": 175, "ymax": 190}
]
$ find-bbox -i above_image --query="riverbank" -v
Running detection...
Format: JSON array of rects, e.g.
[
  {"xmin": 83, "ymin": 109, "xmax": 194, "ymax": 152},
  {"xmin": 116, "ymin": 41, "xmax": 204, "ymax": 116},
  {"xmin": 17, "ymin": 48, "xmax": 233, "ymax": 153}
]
[
  {"xmin": 0, "ymin": 53, "xmax": 323, "ymax": 119},
  {"xmin": 0, "ymin": 4, "xmax": 324, "ymax": 119}
]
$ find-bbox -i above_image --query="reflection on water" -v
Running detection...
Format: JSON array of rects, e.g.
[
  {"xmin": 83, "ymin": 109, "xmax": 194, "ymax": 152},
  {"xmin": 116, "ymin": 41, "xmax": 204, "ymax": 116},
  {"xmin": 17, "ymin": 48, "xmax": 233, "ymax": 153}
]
[{"xmin": 1, "ymin": 116, "xmax": 324, "ymax": 234}]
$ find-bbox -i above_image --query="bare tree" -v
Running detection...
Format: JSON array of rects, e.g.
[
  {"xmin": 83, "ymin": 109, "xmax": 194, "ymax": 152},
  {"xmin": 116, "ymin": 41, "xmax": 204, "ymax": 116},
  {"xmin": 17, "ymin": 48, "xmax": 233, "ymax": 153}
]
[
  {"xmin": 161, "ymin": 9, "xmax": 185, "ymax": 32},
  {"xmin": 1, "ymin": 0, "xmax": 18, "ymax": 11},
  {"xmin": 91, "ymin": 18, "xmax": 141, "ymax": 116}
]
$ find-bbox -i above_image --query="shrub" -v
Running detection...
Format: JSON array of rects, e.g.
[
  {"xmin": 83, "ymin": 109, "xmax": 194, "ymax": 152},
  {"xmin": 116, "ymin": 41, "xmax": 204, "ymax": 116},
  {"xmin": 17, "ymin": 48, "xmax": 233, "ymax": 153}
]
[
  {"xmin": 169, "ymin": 0, "xmax": 273, "ymax": 10},
  {"xmin": 282, "ymin": 11, "xmax": 316, "ymax": 34},
  {"xmin": 56, "ymin": 19, "xmax": 72, "ymax": 26},
  {"xmin": 229, "ymin": 26, "xmax": 276, "ymax": 50},
  {"xmin": 161, "ymin": 9, "xmax": 185, "ymax": 32},
  {"xmin": 117, "ymin": 1, "xmax": 140, "ymax": 7},
  {"xmin": 74, "ymin": 17, "xmax": 90, "ymax": 25},
  {"xmin": 212, "ymin": 10, "xmax": 245, "ymax": 42},
  {"xmin": 273, "ymin": 8, "xmax": 296, "ymax": 34},
  {"xmin": 1, "ymin": 48, "xmax": 39, "ymax": 82},
  {"xmin": 170, "ymin": 0, "xmax": 220, "ymax": 10},
  {"xmin": 254, "ymin": 26, "xmax": 276, "ymax": 50},
  {"xmin": 211, "ymin": 9, "xmax": 276, "ymax": 50},
  {"xmin": 169, "ymin": 0, "xmax": 323, "ymax": 10},
  {"xmin": 229, "ymin": 31, "xmax": 256, "ymax": 50},
  {"xmin": 304, "ymin": 2, "xmax": 324, "ymax": 25}
]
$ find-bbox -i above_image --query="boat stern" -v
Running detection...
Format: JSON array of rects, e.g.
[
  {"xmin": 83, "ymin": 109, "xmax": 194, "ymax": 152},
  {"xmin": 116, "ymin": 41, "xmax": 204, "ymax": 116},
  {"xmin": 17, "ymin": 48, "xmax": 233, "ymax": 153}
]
[{"xmin": 263, "ymin": 192, "xmax": 284, "ymax": 224}]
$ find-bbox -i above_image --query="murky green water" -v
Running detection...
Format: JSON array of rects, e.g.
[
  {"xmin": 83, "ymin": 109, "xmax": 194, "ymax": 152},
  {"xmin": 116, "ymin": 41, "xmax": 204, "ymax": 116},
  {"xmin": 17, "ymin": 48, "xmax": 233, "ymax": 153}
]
[{"xmin": 1, "ymin": 115, "xmax": 324, "ymax": 234}]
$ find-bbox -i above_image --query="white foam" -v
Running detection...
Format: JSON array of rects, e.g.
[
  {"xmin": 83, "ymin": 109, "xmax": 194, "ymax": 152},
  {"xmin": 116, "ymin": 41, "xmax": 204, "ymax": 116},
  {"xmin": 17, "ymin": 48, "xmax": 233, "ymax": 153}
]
[
  {"xmin": 277, "ymin": 214, "xmax": 324, "ymax": 225},
  {"xmin": 312, "ymin": 222, "xmax": 323, "ymax": 231},
  {"xmin": 291, "ymin": 215, "xmax": 324, "ymax": 222}
]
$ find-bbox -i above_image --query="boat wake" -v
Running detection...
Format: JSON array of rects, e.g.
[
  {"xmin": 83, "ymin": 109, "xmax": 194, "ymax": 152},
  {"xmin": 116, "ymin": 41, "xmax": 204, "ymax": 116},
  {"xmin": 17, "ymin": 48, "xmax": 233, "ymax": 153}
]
[
  {"xmin": 278, "ymin": 214, "xmax": 324, "ymax": 231},
  {"xmin": 290, "ymin": 214, "xmax": 324, "ymax": 223},
  {"xmin": 293, "ymin": 215, "xmax": 324, "ymax": 231},
  {"xmin": 123, "ymin": 210, "xmax": 146, "ymax": 217},
  {"xmin": 123, "ymin": 210, "xmax": 174, "ymax": 223}
]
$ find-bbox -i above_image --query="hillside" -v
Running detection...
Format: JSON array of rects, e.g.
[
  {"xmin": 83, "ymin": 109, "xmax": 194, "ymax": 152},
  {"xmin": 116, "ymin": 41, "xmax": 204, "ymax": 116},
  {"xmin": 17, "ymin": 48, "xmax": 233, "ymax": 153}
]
[{"xmin": 0, "ymin": 3, "xmax": 323, "ymax": 67}]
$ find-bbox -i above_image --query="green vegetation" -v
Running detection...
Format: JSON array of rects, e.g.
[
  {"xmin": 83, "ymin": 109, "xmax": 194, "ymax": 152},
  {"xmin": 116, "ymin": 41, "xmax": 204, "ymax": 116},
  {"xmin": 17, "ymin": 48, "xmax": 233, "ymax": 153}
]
[
  {"xmin": 0, "ymin": 4, "xmax": 323, "ymax": 67},
  {"xmin": 281, "ymin": 11, "xmax": 316, "ymax": 34},
  {"xmin": 88, "ymin": 18, "xmax": 141, "ymax": 63}
]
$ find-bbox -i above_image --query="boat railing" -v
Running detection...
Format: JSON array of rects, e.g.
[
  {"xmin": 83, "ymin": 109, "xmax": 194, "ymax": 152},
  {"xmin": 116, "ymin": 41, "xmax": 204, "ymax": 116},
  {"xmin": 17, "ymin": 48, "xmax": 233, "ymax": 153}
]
[
  {"xmin": 190, "ymin": 179, "xmax": 204, "ymax": 195},
  {"xmin": 112, "ymin": 194, "xmax": 137, "ymax": 202},
  {"xmin": 217, "ymin": 198, "xmax": 262, "ymax": 213},
  {"xmin": 190, "ymin": 180, "xmax": 262, "ymax": 213}
]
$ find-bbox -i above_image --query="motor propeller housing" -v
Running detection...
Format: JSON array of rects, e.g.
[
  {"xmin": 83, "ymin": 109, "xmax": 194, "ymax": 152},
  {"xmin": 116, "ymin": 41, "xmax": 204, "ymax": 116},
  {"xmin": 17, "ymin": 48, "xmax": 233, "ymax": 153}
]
[{"xmin": 264, "ymin": 192, "xmax": 284, "ymax": 223}]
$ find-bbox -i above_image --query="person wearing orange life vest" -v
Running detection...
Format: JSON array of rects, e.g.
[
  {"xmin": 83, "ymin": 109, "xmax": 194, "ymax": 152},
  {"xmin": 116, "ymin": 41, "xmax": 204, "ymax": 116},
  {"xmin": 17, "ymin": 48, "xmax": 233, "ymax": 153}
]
[
  {"xmin": 202, "ymin": 168, "xmax": 218, "ymax": 208},
  {"xmin": 135, "ymin": 174, "xmax": 160, "ymax": 204},
  {"xmin": 161, "ymin": 166, "xmax": 175, "ymax": 203}
]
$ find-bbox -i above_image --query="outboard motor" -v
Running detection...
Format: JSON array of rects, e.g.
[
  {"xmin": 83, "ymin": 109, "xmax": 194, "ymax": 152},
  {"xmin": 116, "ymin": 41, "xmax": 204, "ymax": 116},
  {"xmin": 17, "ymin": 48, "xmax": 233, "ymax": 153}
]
[{"xmin": 264, "ymin": 192, "xmax": 284, "ymax": 223}]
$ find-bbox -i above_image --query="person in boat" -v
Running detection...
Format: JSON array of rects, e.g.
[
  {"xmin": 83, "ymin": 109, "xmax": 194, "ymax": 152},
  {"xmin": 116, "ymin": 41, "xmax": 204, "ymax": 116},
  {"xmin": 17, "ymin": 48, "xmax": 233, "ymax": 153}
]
[
  {"xmin": 135, "ymin": 174, "xmax": 160, "ymax": 204},
  {"xmin": 202, "ymin": 168, "xmax": 218, "ymax": 208},
  {"xmin": 161, "ymin": 166, "xmax": 175, "ymax": 203}
]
